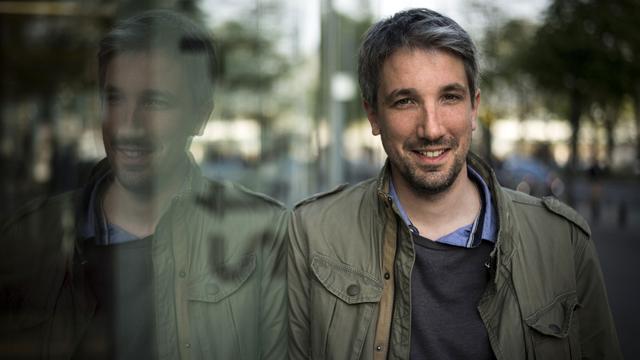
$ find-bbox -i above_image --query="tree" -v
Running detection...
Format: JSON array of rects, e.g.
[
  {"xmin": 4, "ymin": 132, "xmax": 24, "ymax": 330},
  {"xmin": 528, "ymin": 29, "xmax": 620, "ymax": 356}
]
[
  {"xmin": 525, "ymin": 0, "xmax": 631, "ymax": 202},
  {"xmin": 213, "ymin": 3, "xmax": 290, "ymax": 160},
  {"xmin": 481, "ymin": 17, "xmax": 539, "ymax": 158},
  {"xmin": 610, "ymin": 0, "xmax": 640, "ymax": 171}
]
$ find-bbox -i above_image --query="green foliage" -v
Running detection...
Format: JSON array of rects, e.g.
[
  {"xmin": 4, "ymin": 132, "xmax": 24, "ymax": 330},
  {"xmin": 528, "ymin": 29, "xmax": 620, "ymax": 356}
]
[
  {"xmin": 524, "ymin": 0, "xmax": 640, "ymax": 171},
  {"xmin": 483, "ymin": 19, "xmax": 535, "ymax": 90},
  {"xmin": 526, "ymin": 0, "xmax": 640, "ymax": 109},
  {"xmin": 212, "ymin": 2, "xmax": 292, "ymax": 121},
  {"xmin": 216, "ymin": 20, "xmax": 288, "ymax": 92},
  {"xmin": 481, "ymin": 17, "xmax": 539, "ymax": 120}
]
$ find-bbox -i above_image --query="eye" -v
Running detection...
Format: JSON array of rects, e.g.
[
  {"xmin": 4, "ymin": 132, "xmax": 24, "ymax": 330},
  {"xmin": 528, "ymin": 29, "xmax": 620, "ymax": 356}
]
[
  {"xmin": 442, "ymin": 93, "xmax": 463, "ymax": 104},
  {"xmin": 142, "ymin": 96, "xmax": 172, "ymax": 110},
  {"xmin": 393, "ymin": 97, "xmax": 415, "ymax": 108}
]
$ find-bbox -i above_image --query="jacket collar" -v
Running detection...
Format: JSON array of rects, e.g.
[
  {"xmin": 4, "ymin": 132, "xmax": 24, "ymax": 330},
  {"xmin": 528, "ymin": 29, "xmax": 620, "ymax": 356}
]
[
  {"xmin": 375, "ymin": 160, "xmax": 394, "ymax": 206},
  {"xmin": 466, "ymin": 152, "xmax": 517, "ymax": 283},
  {"xmin": 76, "ymin": 153, "xmax": 205, "ymax": 242}
]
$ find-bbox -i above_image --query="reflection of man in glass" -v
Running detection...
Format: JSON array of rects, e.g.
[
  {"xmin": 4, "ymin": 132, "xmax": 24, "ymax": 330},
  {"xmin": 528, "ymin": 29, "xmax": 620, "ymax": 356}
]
[
  {"xmin": 1, "ymin": 10, "xmax": 286, "ymax": 359},
  {"xmin": 288, "ymin": 8, "xmax": 620, "ymax": 360}
]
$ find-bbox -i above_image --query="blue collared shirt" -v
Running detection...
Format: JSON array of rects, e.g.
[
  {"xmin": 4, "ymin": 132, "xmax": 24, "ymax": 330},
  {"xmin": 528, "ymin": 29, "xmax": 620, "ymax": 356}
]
[{"xmin": 389, "ymin": 165, "xmax": 497, "ymax": 248}]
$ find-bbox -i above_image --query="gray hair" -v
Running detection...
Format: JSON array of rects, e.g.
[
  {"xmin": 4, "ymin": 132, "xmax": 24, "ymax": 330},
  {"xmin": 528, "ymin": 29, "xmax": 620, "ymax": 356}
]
[
  {"xmin": 358, "ymin": 8, "xmax": 479, "ymax": 110},
  {"xmin": 98, "ymin": 9, "xmax": 217, "ymax": 125}
]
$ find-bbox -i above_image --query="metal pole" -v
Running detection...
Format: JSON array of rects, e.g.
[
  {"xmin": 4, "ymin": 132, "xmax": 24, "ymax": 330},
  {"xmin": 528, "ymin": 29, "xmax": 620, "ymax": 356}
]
[{"xmin": 322, "ymin": 0, "xmax": 344, "ymax": 188}]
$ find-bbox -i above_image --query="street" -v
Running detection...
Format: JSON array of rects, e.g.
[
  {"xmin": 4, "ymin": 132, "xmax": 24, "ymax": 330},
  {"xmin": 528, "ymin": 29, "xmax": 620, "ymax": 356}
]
[
  {"xmin": 574, "ymin": 178, "xmax": 640, "ymax": 359},
  {"xmin": 594, "ymin": 224, "xmax": 639, "ymax": 359}
]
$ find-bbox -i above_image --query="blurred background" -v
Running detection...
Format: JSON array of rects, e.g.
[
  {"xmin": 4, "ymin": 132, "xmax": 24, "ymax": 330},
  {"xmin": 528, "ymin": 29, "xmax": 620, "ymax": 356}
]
[{"xmin": 0, "ymin": 0, "xmax": 638, "ymax": 357}]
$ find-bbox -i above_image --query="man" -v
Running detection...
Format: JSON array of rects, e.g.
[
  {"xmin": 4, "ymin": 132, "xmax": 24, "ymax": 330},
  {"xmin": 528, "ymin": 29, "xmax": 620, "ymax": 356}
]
[
  {"xmin": 0, "ymin": 10, "xmax": 287, "ymax": 359},
  {"xmin": 288, "ymin": 8, "xmax": 621, "ymax": 360}
]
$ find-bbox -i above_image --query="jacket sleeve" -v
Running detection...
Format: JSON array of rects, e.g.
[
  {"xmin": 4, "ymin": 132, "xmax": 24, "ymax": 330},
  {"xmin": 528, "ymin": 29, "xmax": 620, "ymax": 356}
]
[
  {"xmin": 573, "ymin": 232, "xmax": 623, "ymax": 359},
  {"xmin": 287, "ymin": 208, "xmax": 311, "ymax": 359},
  {"xmin": 259, "ymin": 208, "xmax": 289, "ymax": 360}
]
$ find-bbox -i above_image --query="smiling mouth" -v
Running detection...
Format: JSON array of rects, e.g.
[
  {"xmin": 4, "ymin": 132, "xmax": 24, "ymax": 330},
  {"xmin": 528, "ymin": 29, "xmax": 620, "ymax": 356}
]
[
  {"xmin": 111, "ymin": 139, "xmax": 160, "ymax": 162},
  {"xmin": 111, "ymin": 137, "xmax": 158, "ymax": 158},
  {"xmin": 117, "ymin": 147, "xmax": 154, "ymax": 159},
  {"xmin": 413, "ymin": 148, "xmax": 449, "ymax": 159}
]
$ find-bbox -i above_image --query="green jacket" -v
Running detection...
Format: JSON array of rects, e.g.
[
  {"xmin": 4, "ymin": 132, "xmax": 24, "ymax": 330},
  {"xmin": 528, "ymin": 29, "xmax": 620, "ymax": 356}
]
[
  {"xmin": 0, "ymin": 158, "xmax": 288, "ymax": 359},
  {"xmin": 288, "ymin": 153, "xmax": 621, "ymax": 360}
]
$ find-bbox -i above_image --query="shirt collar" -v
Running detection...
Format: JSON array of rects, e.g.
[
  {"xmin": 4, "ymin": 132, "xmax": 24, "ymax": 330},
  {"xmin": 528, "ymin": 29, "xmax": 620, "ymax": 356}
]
[
  {"xmin": 79, "ymin": 153, "xmax": 201, "ymax": 245},
  {"xmin": 80, "ymin": 171, "xmax": 139, "ymax": 245},
  {"xmin": 468, "ymin": 165, "xmax": 497, "ymax": 243},
  {"xmin": 389, "ymin": 164, "xmax": 497, "ymax": 248}
]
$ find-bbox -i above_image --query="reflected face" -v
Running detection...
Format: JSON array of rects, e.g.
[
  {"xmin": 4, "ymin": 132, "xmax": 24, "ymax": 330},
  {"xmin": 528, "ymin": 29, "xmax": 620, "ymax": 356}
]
[
  {"xmin": 101, "ymin": 51, "xmax": 196, "ymax": 194},
  {"xmin": 365, "ymin": 48, "xmax": 479, "ymax": 195}
]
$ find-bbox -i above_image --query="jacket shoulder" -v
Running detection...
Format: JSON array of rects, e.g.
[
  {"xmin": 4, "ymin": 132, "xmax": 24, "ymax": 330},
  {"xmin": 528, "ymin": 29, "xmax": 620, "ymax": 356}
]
[
  {"xmin": 293, "ymin": 183, "xmax": 351, "ymax": 209},
  {"xmin": 541, "ymin": 196, "xmax": 590, "ymax": 236},
  {"xmin": 503, "ymin": 188, "xmax": 590, "ymax": 237},
  {"xmin": 201, "ymin": 178, "xmax": 286, "ymax": 212},
  {"xmin": 1, "ymin": 196, "xmax": 48, "ymax": 231},
  {"xmin": 228, "ymin": 181, "xmax": 285, "ymax": 209},
  {"xmin": 290, "ymin": 179, "xmax": 379, "ymax": 242},
  {"xmin": 1, "ymin": 191, "xmax": 79, "ymax": 233},
  {"xmin": 293, "ymin": 178, "xmax": 379, "ymax": 211}
]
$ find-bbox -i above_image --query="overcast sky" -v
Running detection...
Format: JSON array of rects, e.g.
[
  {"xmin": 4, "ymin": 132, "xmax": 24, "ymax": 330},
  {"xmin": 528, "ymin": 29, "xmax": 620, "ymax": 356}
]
[{"xmin": 372, "ymin": 0, "xmax": 550, "ymax": 22}]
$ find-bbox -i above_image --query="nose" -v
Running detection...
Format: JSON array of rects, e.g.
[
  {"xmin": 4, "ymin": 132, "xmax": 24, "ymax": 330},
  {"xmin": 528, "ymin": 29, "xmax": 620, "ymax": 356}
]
[
  {"xmin": 117, "ymin": 102, "xmax": 145, "ymax": 132},
  {"xmin": 416, "ymin": 102, "xmax": 444, "ymax": 140}
]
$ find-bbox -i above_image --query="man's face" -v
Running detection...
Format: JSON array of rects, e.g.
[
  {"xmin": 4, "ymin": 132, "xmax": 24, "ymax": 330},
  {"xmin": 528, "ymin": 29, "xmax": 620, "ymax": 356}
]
[
  {"xmin": 365, "ymin": 48, "xmax": 480, "ymax": 195},
  {"xmin": 101, "ymin": 50, "xmax": 198, "ymax": 194}
]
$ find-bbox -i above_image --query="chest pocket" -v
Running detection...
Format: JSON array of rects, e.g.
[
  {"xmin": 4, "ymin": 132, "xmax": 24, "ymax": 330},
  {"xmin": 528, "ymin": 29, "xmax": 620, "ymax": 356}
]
[
  {"xmin": 524, "ymin": 292, "xmax": 581, "ymax": 360},
  {"xmin": 186, "ymin": 254, "xmax": 257, "ymax": 359},
  {"xmin": 310, "ymin": 253, "xmax": 382, "ymax": 360},
  {"xmin": 188, "ymin": 253, "xmax": 256, "ymax": 303}
]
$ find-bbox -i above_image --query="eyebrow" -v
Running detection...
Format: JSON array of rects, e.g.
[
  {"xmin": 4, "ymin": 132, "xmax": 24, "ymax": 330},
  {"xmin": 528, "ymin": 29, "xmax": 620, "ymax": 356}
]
[
  {"xmin": 101, "ymin": 84, "xmax": 177, "ymax": 99},
  {"xmin": 141, "ymin": 89, "xmax": 177, "ymax": 99},
  {"xmin": 441, "ymin": 83, "xmax": 468, "ymax": 93},
  {"xmin": 382, "ymin": 82, "xmax": 469, "ymax": 104}
]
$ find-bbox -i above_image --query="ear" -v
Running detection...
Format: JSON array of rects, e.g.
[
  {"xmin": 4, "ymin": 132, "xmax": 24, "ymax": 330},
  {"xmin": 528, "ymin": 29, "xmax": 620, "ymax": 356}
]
[
  {"xmin": 191, "ymin": 106, "xmax": 213, "ymax": 136},
  {"xmin": 363, "ymin": 100, "xmax": 381, "ymax": 136},
  {"xmin": 471, "ymin": 89, "xmax": 481, "ymax": 131}
]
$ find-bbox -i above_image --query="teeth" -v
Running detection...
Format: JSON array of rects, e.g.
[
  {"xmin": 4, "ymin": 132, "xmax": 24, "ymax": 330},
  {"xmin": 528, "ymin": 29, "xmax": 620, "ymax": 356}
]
[
  {"xmin": 418, "ymin": 150, "xmax": 445, "ymax": 158},
  {"xmin": 120, "ymin": 149, "xmax": 151, "ymax": 158},
  {"xmin": 123, "ymin": 150, "xmax": 142, "ymax": 157}
]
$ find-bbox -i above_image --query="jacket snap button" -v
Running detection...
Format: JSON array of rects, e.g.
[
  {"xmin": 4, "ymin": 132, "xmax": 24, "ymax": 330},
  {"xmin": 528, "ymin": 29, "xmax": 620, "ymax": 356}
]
[
  {"xmin": 346, "ymin": 284, "xmax": 360, "ymax": 296},
  {"xmin": 549, "ymin": 324, "xmax": 561, "ymax": 334},
  {"xmin": 384, "ymin": 272, "xmax": 390, "ymax": 280},
  {"xmin": 376, "ymin": 345, "xmax": 383, "ymax": 351},
  {"xmin": 179, "ymin": 271, "xmax": 186, "ymax": 278}
]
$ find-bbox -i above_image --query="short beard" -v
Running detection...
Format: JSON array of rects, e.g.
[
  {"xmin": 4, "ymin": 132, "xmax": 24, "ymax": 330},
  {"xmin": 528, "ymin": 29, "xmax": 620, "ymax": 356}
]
[
  {"xmin": 112, "ymin": 169, "xmax": 157, "ymax": 198},
  {"xmin": 401, "ymin": 155, "xmax": 465, "ymax": 195},
  {"xmin": 394, "ymin": 136, "xmax": 467, "ymax": 196}
]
